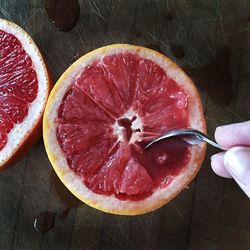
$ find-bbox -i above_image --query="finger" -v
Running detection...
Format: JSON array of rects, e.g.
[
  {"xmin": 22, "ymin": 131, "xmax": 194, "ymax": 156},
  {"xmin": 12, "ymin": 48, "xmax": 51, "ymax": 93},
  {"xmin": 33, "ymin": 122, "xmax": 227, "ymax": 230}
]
[
  {"xmin": 215, "ymin": 121, "xmax": 250, "ymax": 149},
  {"xmin": 211, "ymin": 152, "xmax": 232, "ymax": 178},
  {"xmin": 224, "ymin": 146, "xmax": 250, "ymax": 197}
]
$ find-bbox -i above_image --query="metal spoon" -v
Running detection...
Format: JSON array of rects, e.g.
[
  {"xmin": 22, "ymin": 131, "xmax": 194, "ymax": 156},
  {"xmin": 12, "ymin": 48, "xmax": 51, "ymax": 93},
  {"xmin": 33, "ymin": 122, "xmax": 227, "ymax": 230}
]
[{"xmin": 145, "ymin": 129, "xmax": 223, "ymax": 150}]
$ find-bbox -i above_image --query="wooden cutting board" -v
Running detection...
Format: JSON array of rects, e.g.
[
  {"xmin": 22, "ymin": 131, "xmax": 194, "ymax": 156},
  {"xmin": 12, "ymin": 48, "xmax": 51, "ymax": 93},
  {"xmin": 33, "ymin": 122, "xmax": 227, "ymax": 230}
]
[{"xmin": 0, "ymin": 1, "xmax": 249, "ymax": 249}]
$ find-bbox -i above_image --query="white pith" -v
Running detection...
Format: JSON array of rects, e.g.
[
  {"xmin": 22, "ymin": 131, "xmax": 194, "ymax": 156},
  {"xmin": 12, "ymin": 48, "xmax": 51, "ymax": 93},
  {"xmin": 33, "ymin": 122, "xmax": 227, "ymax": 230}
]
[
  {"xmin": 112, "ymin": 108, "xmax": 143, "ymax": 143},
  {"xmin": 44, "ymin": 44, "xmax": 206, "ymax": 215},
  {"xmin": 0, "ymin": 19, "xmax": 49, "ymax": 166}
]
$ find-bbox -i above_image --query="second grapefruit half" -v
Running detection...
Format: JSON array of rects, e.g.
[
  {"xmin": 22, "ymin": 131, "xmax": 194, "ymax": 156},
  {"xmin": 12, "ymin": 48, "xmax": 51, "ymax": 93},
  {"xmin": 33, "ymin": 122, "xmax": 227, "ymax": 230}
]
[
  {"xmin": 0, "ymin": 18, "xmax": 51, "ymax": 170},
  {"xmin": 43, "ymin": 44, "xmax": 206, "ymax": 215}
]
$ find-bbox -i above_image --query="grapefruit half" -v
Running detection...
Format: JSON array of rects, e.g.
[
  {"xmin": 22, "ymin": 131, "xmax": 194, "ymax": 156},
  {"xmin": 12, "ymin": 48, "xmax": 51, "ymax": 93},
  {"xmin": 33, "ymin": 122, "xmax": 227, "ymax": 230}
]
[
  {"xmin": 0, "ymin": 19, "xmax": 51, "ymax": 170},
  {"xmin": 43, "ymin": 44, "xmax": 206, "ymax": 215}
]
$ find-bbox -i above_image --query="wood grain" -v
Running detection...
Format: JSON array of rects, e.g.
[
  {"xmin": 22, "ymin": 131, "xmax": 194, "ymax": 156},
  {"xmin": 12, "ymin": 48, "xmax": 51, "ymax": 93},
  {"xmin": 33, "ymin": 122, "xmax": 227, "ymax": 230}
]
[{"xmin": 0, "ymin": 1, "xmax": 249, "ymax": 250}]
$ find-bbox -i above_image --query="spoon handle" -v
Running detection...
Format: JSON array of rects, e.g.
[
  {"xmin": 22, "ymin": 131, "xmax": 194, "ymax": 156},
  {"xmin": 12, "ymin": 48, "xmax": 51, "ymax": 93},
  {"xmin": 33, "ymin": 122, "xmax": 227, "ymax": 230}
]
[
  {"xmin": 184, "ymin": 130, "xmax": 223, "ymax": 150},
  {"xmin": 145, "ymin": 129, "xmax": 224, "ymax": 150}
]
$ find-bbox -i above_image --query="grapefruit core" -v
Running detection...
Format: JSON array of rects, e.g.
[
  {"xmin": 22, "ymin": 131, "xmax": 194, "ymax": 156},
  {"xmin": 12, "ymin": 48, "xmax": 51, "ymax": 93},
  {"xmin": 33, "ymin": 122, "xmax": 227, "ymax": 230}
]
[
  {"xmin": 43, "ymin": 44, "xmax": 206, "ymax": 215},
  {"xmin": 0, "ymin": 19, "xmax": 51, "ymax": 170}
]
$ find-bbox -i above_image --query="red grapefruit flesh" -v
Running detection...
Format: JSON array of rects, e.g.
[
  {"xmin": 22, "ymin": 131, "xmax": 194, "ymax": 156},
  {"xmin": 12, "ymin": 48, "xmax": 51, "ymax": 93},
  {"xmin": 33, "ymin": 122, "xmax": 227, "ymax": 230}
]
[
  {"xmin": 44, "ymin": 44, "xmax": 206, "ymax": 215},
  {"xmin": 56, "ymin": 55, "xmax": 190, "ymax": 201},
  {"xmin": 0, "ymin": 19, "xmax": 51, "ymax": 170}
]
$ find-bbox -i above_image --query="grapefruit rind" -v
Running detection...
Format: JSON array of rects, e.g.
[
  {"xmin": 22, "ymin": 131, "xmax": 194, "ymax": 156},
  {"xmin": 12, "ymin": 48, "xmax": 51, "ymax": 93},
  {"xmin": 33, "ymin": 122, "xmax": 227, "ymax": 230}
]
[
  {"xmin": 43, "ymin": 44, "xmax": 206, "ymax": 215},
  {"xmin": 0, "ymin": 18, "xmax": 50, "ymax": 169}
]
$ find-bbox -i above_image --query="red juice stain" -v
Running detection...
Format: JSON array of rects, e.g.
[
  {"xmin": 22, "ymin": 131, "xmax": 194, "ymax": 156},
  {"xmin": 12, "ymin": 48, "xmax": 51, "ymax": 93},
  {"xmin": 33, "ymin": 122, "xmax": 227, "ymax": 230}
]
[
  {"xmin": 44, "ymin": 0, "xmax": 80, "ymax": 31},
  {"xmin": 50, "ymin": 172, "xmax": 80, "ymax": 220}
]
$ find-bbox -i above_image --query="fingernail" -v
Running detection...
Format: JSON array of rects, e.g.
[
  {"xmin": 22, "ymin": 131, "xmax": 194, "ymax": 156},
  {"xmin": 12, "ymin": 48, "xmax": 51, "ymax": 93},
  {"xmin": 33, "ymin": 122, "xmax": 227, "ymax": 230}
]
[
  {"xmin": 211, "ymin": 152, "xmax": 225, "ymax": 162},
  {"xmin": 211, "ymin": 154, "xmax": 217, "ymax": 161},
  {"xmin": 224, "ymin": 146, "xmax": 250, "ymax": 186}
]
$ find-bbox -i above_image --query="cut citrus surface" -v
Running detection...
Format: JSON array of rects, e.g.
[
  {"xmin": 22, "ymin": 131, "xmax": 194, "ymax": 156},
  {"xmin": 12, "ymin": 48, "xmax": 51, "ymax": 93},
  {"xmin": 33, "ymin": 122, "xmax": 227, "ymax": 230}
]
[
  {"xmin": 44, "ymin": 44, "xmax": 206, "ymax": 215},
  {"xmin": 0, "ymin": 18, "xmax": 51, "ymax": 170}
]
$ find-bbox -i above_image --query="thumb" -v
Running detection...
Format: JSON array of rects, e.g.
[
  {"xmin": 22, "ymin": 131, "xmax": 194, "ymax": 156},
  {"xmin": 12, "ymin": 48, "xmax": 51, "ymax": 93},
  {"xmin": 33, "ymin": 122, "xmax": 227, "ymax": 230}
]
[{"xmin": 224, "ymin": 146, "xmax": 250, "ymax": 198}]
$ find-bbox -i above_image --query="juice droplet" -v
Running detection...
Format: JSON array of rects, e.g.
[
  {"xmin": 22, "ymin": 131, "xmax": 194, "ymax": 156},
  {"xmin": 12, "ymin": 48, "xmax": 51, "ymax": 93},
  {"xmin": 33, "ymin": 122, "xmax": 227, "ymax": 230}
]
[
  {"xmin": 44, "ymin": 0, "xmax": 80, "ymax": 32},
  {"xmin": 34, "ymin": 211, "xmax": 56, "ymax": 233}
]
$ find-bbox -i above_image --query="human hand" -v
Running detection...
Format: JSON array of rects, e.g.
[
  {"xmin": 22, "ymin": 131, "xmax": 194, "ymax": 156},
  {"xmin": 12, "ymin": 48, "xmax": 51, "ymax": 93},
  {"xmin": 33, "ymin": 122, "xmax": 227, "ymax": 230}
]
[{"xmin": 211, "ymin": 121, "xmax": 250, "ymax": 197}]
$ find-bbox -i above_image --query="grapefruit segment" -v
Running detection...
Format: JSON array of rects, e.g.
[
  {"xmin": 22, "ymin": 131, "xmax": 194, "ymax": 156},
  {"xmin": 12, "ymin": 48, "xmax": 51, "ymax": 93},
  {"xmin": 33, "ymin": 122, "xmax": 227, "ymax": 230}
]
[
  {"xmin": 134, "ymin": 77, "xmax": 189, "ymax": 135},
  {"xmin": 58, "ymin": 86, "xmax": 113, "ymax": 124},
  {"xmin": 0, "ymin": 132, "xmax": 7, "ymax": 151},
  {"xmin": 66, "ymin": 136, "xmax": 118, "ymax": 176},
  {"xmin": 138, "ymin": 77, "xmax": 189, "ymax": 112},
  {"xmin": 44, "ymin": 44, "xmax": 206, "ymax": 215},
  {"xmin": 0, "ymin": 30, "xmax": 32, "ymax": 73},
  {"xmin": 119, "ymin": 158, "xmax": 153, "ymax": 196},
  {"xmin": 76, "ymin": 62, "xmax": 126, "ymax": 117},
  {"xmin": 56, "ymin": 123, "xmax": 112, "ymax": 155},
  {"xmin": 0, "ymin": 18, "xmax": 51, "ymax": 170},
  {"xmin": 134, "ymin": 58, "xmax": 165, "ymax": 99},
  {"xmin": 0, "ymin": 96, "xmax": 28, "ymax": 123},
  {"xmin": 86, "ymin": 143, "xmax": 130, "ymax": 195},
  {"xmin": 0, "ymin": 68, "xmax": 38, "ymax": 103},
  {"xmin": 0, "ymin": 109, "xmax": 13, "ymax": 133},
  {"xmin": 101, "ymin": 52, "xmax": 137, "ymax": 107}
]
